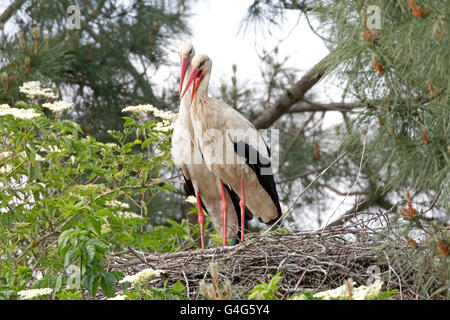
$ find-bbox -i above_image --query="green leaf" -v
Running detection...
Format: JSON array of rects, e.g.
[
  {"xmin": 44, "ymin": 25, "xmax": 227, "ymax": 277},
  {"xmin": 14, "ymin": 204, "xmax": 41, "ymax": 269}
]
[
  {"xmin": 171, "ymin": 281, "xmax": 185, "ymax": 295},
  {"xmin": 86, "ymin": 245, "xmax": 96, "ymax": 263},
  {"xmin": 53, "ymin": 274, "xmax": 63, "ymax": 299},
  {"xmin": 64, "ymin": 246, "xmax": 78, "ymax": 266},
  {"xmin": 376, "ymin": 289, "xmax": 398, "ymax": 300},
  {"xmin": 100, "ymin": 272, "xmax": 117, "ymax": 298},
  {"xmin": 58, "ymin": 230, "xmax": 74, "ymax": 249}
]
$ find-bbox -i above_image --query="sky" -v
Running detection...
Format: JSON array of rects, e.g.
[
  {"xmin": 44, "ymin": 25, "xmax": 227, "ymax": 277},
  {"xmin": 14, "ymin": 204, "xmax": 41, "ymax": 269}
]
[
  {"xmin": 153, "ymin": 0, "xmax": 346, "ymax": 132},
  {"xmin": 158, "ymin": 0, "xmax": 343, "ymax": 105}
]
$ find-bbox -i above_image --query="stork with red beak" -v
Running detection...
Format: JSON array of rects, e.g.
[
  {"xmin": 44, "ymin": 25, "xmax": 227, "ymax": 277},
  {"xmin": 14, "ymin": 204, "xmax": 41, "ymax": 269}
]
[
  {"xmin": 182, "ymin": 53, "xmax": 282, "ymax": 246},
  {"xmin": 172, "ymin": 44, "xmax": 252, "ymax": 248}
]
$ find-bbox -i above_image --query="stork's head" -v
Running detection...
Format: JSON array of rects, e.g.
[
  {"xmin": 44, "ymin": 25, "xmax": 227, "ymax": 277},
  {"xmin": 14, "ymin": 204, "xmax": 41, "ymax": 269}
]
[
  {"xmin": 178, "ymin": 43, "xmax": 195, "ymax": 95},
  {"xmin": 181, "ymin": 53, "xmax": 212, "ymax": 104}
]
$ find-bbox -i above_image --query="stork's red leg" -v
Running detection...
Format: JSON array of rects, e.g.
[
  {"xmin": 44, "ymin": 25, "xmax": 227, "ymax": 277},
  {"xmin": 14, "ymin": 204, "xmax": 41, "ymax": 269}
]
[
  {"xmin": 240, "ymin": 177, "xmax": 245, "ymax": 242},
  {"xmin": 196, "ymin": 192, "xmax": 205, "ymax": 249},
  {"xmin": 220, "ymin": 181, "xmax": 228, "ymax": 246}
]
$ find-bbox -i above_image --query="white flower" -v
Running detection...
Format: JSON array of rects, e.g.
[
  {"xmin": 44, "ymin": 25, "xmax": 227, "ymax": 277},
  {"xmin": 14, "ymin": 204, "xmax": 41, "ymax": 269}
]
[
  {"xmin": 45, "ymin": 145, "xmax": 62, "ymax": 153},
  {"xmin": 101, "ymin": 223, "xmax": 111, "ymax": 234},
  {"xmin": 33, "ymin": 153, "xmax": 44, "ymax": 161},
  {"xmin": 314, "ymin": 282, "xmax": 350, "ymax": 300},
  {"xmin": 0, "ymin": 151, "xmax": 13, "ymax": 161},
  {"xmin": 0, "ymin": 107, "xmax": 41, "ymax": 120},
  {"xmin": 122, "ymin": 104, "xmax": 157, "ymax": 114},
  {"xmin": 119, "ymin": 268, "xmax": 165, "ymax": 285},
  {"xmin": 0, "ymin": 104, "xmax": 10, "ymax": 109},
  {"xmin": 106, "ymin": 200, "xmax": 130, "ymax": 209},
  {"xmin": 116, "ymin": 211, "xmax": 142, "ymax": 219},
  {"xmin": 122, "ymin": 104, "xmax": 177, "ymax": 121},
  {"xmin": 313, "ymin": 279, "xmax": 384, "ymax": 300},
  {"xmin": 17, "ymin": 288, "xmax": 53, "ymax": 299},
  {"xmin": 0, "ymin": 164, "xmax": 14, "ymax": 174},
  {"xmin": 352, "ymin": 280, "xmax": 383, "ymax": 300},
  {"xmin": 42, "ymin": 100, "xmax": 73, "ymax": 114},
  {"xmin": 154, "ymin": 120, "xmax": 174, "ymax": 132},
  {"xmin": 19, "ymin": 81, "xmax": 56, "ymax": 100},
  {"xmin": 185, "ymin": 196, "xmax": 197, "ymax": 205},
  {"xmin": 105, "ymin": 143, "xmax": 118, "ymax": 149},
  {"xmin": 107, "ymin": 294, "xmax": 127, "ymax": 300},
  {"xmin": 152, "ymin": 109, "xmax": 177, "ymax": 121}
]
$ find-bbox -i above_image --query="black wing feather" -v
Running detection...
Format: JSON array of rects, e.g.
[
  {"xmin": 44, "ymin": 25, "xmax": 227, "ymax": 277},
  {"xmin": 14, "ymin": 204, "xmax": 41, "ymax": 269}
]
[{"xmin": 231, "ymin": 138, "xmax": 282, "ymax": 224}]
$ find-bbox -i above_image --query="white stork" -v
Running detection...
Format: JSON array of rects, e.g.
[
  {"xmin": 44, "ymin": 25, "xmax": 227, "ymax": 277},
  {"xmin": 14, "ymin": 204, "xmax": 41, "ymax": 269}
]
[
  {"xmin": 181, "ymin": 53, "xmax": 282, "ymax": 246},
  {"xmin": 172, "ymin": 44, "xmax": 252, "ymax": 248}
]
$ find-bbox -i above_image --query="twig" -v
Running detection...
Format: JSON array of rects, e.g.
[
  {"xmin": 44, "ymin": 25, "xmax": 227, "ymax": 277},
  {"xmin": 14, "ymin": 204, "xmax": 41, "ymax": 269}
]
[
  {"xmin": 127, "ymin": 247, "xmax": 154, "ymax": 268},
  {"xmin": 264, "ymin": 151, "xmax": 348, "ymax": 234},
  {"xmin": 321, "ymin": 134, "xmax": 367, "ymax": 234},
  {"xmin": 182, "ymin": 270, "xmax": 190, "ymax": 298},
  {"xmin": 423, "ymin": 191, "xmax": 442, "ymax": 214}
]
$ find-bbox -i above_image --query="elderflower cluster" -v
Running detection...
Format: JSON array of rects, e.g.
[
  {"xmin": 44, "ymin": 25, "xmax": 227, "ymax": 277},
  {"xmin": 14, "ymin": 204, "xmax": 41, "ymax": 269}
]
[
  {"xmin": 116, "ymin": 211, "xmax": 142, "ymax": 219},
  {"xmin": 119, "ymin": 268, "xmax": 165, "ymax": 285},
  {"xmin": 19, "ymin": 81, "xmax": 56, "ymax": 100},
  {"xmin": 0, "ymin": 164, "xmax": 13, "ymax": 174},
  {"xmin": 105, "ymin": 199, "xmax": 130, "ymax": 209},
  {"xmin": 313, "ymin": 279, "xmax": 383, "ymax": 300},
  {"xmin": 122, "ymin": 104, "xmax": 177, "ymax": 133},
  {"xmin": 122, "ymin": 104, "xmax": 177, "ymax": 121},
  {"xmin": 122, "ymin": 104, "xmax": 158, "ymax": 115},
  {"xmin": 0, "ymin": 151, "xmax": 12, "ymax": 161},
  {"xmin": 17, "ymin": 288, "xmax": 53, "ymax": 300},
  {"xmin": 185, "ymin": 195, "xmax": 197, "ymax": 205},
  {"xmin": 0, "ymin": 104, "xmax": 10, "ymax": 109},
  {"xmin": 154, "ymin": 120, "xmax": 175, "ymax": 132},
  {"xmin": 0, "ymin": 107, "xmax": 41, "ymax": 120},
  {"xmin": 42, "ymin": 100, "xmax": 73, "ymax": 114}
]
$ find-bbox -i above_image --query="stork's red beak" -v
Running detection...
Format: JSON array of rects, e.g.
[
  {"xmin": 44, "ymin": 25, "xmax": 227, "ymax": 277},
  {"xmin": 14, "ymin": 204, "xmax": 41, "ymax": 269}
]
[
  {"xmin": 179, "ymin": 57, "xmax": 190, "ymax": 96},
  {"xmin": 181, "ymin": 67, "xmax": 203, "ymax": 105}
]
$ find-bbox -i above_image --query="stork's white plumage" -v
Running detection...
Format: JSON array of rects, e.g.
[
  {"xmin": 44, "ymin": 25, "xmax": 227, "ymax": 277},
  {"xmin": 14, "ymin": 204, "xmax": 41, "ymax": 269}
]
[
  {"xmin": 172, "ymin": 44, "xmax": 251, "ymax": 248},
  {"xmin": 182, "ymin": 53, "xmax": 282, "ymax": 245}
]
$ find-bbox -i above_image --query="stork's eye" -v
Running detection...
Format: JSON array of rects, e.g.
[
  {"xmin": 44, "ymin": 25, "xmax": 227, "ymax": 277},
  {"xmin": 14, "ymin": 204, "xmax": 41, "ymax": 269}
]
[
  {"xmin": 188, "ymin": 49, "xmax": 193, "ymax": 55},
  {"xmin": 199, "ymin": 60, "xmax": 206, "ymax": 67}
]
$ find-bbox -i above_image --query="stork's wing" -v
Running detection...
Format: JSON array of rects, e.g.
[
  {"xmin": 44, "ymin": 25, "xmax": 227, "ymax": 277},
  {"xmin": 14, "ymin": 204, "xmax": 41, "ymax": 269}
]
[
  {"xmin": 229, "ymin": 138, "xmax": 281, "ymax": 223},
  {"xmin": 222, "ymin": 105, "xmax": 282, "ymax": 223}
]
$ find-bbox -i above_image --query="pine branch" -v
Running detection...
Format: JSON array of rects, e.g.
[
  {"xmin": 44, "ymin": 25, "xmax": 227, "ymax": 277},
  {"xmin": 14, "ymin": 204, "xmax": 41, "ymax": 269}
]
[{"xmin": 0, "ymin": 0, "xmax": 27, "ymax": 25}]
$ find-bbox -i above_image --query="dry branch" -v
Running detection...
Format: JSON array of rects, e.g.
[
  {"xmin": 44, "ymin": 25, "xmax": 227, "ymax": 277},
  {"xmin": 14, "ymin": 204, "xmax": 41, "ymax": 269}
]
[
  {"xmin": 253, "ymin": 51, "xmax": 333, "ymax": 129},
  {"xmin": 107, "ymin": 224, "xmax": 391, "ymax": 299},
  {"xmin": 0, "ymin": 0, "xmax": 27, "ymax": 25}
]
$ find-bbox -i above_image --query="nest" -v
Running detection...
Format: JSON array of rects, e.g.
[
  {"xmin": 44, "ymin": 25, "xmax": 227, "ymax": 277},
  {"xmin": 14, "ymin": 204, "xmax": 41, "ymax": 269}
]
[{"xmin": 107, "ymin": 224, "xmax": 392, "ymax": 299}]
